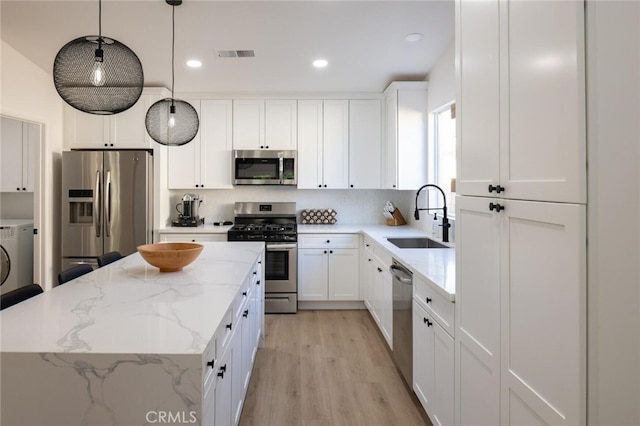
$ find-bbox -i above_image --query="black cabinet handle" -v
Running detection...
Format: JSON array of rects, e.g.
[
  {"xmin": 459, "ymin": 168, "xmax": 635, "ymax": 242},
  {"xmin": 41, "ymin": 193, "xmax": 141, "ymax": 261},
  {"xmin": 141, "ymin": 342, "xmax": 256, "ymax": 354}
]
[
  {"xmin": 243, "ymin": 309, "xmax": 249, "ymax": 318},
  {"xmin": 226, "ymin": 322, "xmax": 232, "ymax": 331},
  {"xmin": 424, "ymin": 318, "xmax": 433, "ymax": 327},
  {"xmin": 253, "ymin": 271, "xmax": 257, "ymax": 275},
  {"xmin": 218, "ymin": 364, "xmax": 227, "ymax": 378},
  {"xmin": 426, "ymin": 297, "xmax": 432, "ymax": 304},
  {"xmin": 207, "ymin": 359, "xmax": 215, "ymax": 369},
  {"xmin": 488, "ymin": 184, "xmax": 505, "ymax": 193},
  {"xmin": 256, "ymin": 280, "xmax": 261, "ymax": 286},
  {"xmin": 489, "ymin": 202, "xmax": 505, "ymax": 212},
  {"xmin": 242, "ymin": 291, "xmax": 247, "ymax": 297}
]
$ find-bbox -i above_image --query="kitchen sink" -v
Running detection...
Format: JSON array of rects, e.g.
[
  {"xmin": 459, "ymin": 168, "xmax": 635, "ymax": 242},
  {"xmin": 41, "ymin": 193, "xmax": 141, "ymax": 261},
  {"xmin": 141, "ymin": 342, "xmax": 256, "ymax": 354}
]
[{"xmin": 386, "ymin": 237, "xmax": 451, "ymax": 249}]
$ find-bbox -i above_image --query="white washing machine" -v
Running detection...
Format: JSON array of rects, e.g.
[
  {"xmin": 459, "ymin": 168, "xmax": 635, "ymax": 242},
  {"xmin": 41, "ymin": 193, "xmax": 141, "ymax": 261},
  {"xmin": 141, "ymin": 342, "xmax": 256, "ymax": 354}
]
[{"xmin": 0, "ymin": 220, "xmax": 34, "ymax": 295}]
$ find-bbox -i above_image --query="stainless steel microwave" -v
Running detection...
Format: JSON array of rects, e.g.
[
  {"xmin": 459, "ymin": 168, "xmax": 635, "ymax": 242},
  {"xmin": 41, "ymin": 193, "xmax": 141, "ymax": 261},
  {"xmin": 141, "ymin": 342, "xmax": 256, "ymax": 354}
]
[{"xmin": 233, "ymin": 150, "xmax": 297, "ymax": 185}]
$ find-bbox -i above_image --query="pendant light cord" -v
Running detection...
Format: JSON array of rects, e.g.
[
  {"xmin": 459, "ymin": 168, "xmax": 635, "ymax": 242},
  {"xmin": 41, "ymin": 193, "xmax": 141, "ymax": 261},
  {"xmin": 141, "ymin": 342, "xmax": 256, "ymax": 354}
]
[
  {"xmin": 171, "ymin": 3, "xmax": 175, "ymax": 107},
  {"xmin": 97, "ymin": 0, "xmax": 102, "ymax": 48}
]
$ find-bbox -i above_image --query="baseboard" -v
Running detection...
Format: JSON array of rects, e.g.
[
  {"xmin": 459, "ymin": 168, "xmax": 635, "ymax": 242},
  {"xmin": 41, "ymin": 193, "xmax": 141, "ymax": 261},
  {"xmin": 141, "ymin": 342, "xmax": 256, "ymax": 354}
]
[{"xmin": 298, "ymin": 301, "xmax": 367, "ymax": 310}]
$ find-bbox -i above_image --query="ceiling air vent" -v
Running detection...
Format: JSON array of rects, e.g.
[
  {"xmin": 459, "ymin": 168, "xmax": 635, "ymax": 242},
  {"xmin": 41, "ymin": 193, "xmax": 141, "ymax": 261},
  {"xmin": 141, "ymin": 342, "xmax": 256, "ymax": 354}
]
[{"xmin": 216, "ymin": 50, "xmax": 256, "ymax": 58}]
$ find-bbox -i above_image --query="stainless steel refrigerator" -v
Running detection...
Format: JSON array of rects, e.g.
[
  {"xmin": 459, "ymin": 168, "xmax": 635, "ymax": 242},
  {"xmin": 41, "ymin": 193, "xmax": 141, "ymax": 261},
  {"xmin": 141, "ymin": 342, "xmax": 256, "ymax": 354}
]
[{"xmin": 61, "ymin": 150, "xmax": 153, "ymax": 270}]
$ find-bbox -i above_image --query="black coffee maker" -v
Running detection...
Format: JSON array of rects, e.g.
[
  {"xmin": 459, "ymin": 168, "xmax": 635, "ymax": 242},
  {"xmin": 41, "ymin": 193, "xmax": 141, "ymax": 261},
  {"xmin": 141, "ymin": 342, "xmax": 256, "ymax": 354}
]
[{"xmin": 172, "ymin": 193, "xmax": 204, "ymax": 227}]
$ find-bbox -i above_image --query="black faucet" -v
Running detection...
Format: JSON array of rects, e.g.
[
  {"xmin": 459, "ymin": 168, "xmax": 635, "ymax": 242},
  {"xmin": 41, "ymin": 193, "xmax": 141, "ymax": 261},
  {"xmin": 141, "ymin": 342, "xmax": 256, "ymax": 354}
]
[{"xmin": 414, "ymin": 184, "xmax": 451, "ymax": 243}]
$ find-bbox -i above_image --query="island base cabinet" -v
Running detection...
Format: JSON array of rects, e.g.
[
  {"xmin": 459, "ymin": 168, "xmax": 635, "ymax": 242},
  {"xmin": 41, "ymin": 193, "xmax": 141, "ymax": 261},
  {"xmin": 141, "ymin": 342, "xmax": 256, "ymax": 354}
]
[{"xmin": 413, "ymin": 301, "xmax": 454, "ymax": 426}]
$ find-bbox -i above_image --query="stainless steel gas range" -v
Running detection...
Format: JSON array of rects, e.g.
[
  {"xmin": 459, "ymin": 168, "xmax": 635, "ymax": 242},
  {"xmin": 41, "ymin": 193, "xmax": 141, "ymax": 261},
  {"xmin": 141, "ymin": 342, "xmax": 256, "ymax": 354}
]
[{"xmin": 227, "ymin": 202, "xmax": 297, "ymax": 314}]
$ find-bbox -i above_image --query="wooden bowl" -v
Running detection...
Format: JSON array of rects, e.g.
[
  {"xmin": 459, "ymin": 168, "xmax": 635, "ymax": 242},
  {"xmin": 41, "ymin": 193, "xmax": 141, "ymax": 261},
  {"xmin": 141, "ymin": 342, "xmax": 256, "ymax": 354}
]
[{"xmin": 137, "ymin": 243, "xmax": 204, "ymax": 272}]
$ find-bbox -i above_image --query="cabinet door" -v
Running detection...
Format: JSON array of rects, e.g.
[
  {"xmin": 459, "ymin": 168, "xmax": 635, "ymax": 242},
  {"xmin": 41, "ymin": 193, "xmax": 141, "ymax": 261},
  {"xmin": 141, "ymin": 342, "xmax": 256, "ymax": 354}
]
[
  {"xmin": 328, "ymin": 248, "xmax": 360, "ymax": 300},
  {"xmin": 64, "ymin": 106, "xmax": 109, "ymax": 149},
  {"xmin": 363, "ymin": 256, "xmax": 375, "ymax": 313},
  {"xmin": 0, "ymin": 116, "xmax": 24, "ymax": 192},
  {"xmin": 322, "ymin": 100, "xmax": 349, "ymax": 189},
  {"xmin": 455, "ymin": 0, "xmax": 501, "ymax": 197},
  {"xmin": 413, "ymin": 301, "xmax": 434, "ymax": 415},
  {"xmin": 500, "ymin": 200, "xmax": 586, "ymax": 426},
  {"xmin": 298, "ymin": 248, "xmax": 328, "ymax": 300},
  {"xmin": 383, "ymin": 92, "xmax": 398, "ymax": 189},
  {"xmin": 110, "ymin": 95, "xmax": 151, "ymax": 148},
  {"xmin": 167, "ymin": 100, "xmax": 201, "ymax": 189},
  {"xmin": 214, "ymin": 345, "xmax": 233, "ymax": 426},
  {"xmin": 455, "ymin": 195, "xmax": 501, "ymax": 426},
  {"xmin": 201, "ymin": 100, "xmax": 233, "ymax": 189},
  {"xmin": 379, "ymin": 264, "xmax": 393, "ymax": 348},
  {"xmin": 233, "ymin": 100, "xmax": 265, "ymax": 149},
  {"xmin": 159, "ymin": 233, "xmax": 227, "ymax": 243},
  {"xmin": 22, "ymin": 122, "xmax": 39, "ymax": 192},
  {"xmin": 297, "ymin": 100, "xmax": 324, "ymax": 188},
  {"xmin": 433, "ymin": 322, "xmax": 455, "ymax": 426},
  {"xmin": 502, "ymin": 0, "xmax": 586, "ymax": 203},
  {"xmin": 349, "ymin": 100, "xmax": 382, "ymax": 189},
  {"xmin": 265, "ymin": 100, "xmax": 297, "ymax": 150}
]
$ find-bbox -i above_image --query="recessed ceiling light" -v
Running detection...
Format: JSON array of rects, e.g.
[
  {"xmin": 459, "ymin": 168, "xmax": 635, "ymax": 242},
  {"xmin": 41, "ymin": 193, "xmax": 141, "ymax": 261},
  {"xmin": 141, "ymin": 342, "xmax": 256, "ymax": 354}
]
[
  {"xmin": 405, "ymin": 33, "xmax": 424, "ymax": 42},
  {"xmin": 186, "ymin": 59, "xmax": 202, "ymax": 68},
  {"xmin": 313, "ymin": 59, "xmax": 328, "ymax": 68}
]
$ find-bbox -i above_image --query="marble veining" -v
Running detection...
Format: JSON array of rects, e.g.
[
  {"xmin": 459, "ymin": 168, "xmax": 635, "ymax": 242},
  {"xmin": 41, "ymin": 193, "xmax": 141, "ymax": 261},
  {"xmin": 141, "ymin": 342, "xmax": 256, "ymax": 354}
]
[{"xmin": 0, "ymin": 242, "xmax": 264, "ymax": 354}]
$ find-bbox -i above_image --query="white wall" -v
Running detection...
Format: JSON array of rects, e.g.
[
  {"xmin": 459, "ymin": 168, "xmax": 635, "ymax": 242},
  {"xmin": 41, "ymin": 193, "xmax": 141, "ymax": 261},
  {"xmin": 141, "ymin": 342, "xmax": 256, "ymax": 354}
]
[
  {"xmin": 0, "ymin": 193, "xmax": 34, "ymax": 219},
  {"xmin": 0, "ymin": 40, "xmax": 64, "ymax": 290},
  {"xmin": 586, "ymin": 1, "xmax": 640, "ymax": 424}
]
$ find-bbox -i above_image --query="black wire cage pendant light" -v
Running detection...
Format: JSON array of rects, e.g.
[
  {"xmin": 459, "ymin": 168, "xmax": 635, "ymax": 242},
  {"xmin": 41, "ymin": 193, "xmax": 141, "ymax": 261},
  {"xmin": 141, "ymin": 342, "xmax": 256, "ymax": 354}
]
[
  {"xmin": 145, "ymin": 0, "xmax": 199, "ymax": 146},
  {"xmin": 53, "ymin": 0, "xmax": 144, "ymax": 115}
]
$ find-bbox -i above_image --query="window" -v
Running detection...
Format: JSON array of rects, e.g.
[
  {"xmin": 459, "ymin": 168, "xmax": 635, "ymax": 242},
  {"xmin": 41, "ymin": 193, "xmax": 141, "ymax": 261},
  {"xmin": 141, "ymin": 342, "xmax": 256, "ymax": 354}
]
[{"xmin": 429, "ymin": 102, "xmax": 456, "ymax": 215}]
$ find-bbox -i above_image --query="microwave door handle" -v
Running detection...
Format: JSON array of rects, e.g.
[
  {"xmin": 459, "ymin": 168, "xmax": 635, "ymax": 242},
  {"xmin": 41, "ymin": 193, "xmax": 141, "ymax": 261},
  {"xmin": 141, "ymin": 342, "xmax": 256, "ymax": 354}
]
[
  {"xmin": 94, "ymin": 171, "xmax": 101, "ymax": 238},
  {"xmin": 279, "ymin": 157, "xmax": 284, "ymax": 184},
  {"xmin": 105, "ymin": 170, "xmax": 111, "ymax": 238}
]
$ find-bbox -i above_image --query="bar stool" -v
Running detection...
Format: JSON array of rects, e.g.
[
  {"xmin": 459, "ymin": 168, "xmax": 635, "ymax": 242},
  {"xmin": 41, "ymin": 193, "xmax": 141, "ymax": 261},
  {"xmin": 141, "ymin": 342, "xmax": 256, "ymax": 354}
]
[
  {"xmin": 58, "ymin": 264, "xmax": 93, "ymax": 285},
  {"xmin": 97, "ymin": 251, "xmax": 123, "ymax": 268},
  {"xmin": 1, "ymin": 284, "xmax": 43, "ymax": 310}
]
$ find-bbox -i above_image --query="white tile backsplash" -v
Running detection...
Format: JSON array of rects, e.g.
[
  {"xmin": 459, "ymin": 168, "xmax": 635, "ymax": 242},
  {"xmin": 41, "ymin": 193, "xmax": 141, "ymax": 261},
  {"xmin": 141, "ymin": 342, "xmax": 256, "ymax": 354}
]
[{"xmin": 167, "ymin": 188, "xmax": 415, "ymax": 226}]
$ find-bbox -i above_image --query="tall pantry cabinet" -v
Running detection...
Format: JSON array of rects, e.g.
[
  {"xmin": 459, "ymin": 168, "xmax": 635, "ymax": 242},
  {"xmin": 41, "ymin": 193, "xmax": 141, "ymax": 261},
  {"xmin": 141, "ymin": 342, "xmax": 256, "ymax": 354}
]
[{"xmin": 455, "ymin": 1, "xmax": 587, "ymax": 425}]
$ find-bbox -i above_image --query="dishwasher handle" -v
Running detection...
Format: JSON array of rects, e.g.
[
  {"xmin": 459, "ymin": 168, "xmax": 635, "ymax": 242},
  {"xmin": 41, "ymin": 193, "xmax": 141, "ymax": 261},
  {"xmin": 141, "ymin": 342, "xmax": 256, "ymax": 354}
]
[{"xmin": 390, "ymin": 264, "xmax": 412, "ymax": 284}]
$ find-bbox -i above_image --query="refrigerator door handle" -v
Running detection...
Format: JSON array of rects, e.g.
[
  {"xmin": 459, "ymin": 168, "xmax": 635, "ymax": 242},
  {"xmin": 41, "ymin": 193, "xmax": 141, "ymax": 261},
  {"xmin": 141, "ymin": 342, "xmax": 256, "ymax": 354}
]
[
  {"xmin": 105, "ymin": 170, "xmax": 112, "ymax": 238},
  {"xmin": 94, "ymin": 170, "xmax": 101, "ymax": 238}
]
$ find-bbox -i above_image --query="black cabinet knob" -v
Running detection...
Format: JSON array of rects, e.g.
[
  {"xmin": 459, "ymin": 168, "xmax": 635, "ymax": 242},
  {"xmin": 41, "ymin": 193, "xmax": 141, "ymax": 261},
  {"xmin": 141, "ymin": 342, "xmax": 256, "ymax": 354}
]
[
  {"xmin": 377, "ymin": 267, "xmax": 382, "ymax": 272},
  {"xmin": 207, "ymin": 359, "xmax": 215, "ymax": 368},
  {"xmin": 242, "ymin": 291, "xmax": 247, "ymax": 297},
  {"xmin": 489, "ymin": 202, "xmax": 505, "ymax": 212},
  {"xmin": 329, "ymin": 250, "xmax": 333, "ymax": 254},
  {"xmin": 265, "ymin": 145, "xmax": 269, "ymax": 149},
  {"xmin": 324, "ymin": 250, "xmax": 327, "ymax": 254},
  {"xmin": 324, "ymin": 184, "xmax": 327, "ymax": 188},
  {"xmin": 488, "ymin": 184, "xmax": 505, "ymax": 193},
  {"xmin": 226, "ymin": 322, "xmax": 232, "ymax": 331},
  {"xmin": 243, "ymin": 309, "xmax": 249, "ymax": 318},
  {"xmin": 318, "ymin": 184, "xmax": 322, "ymax": 188},
  {"xmin": 424, "ymin": 318, "xmax": 433, "ymax": 327},
  {"xmin": 326, "ymin": 240, "xmax": 330, "ymax": 243},
  {"xmin": 350, "ymin": 184, "xmax": 354, "ymax": 188},
  {"xmin": 16, "ymin": 187, "xmax": 20, "ymax": 191},
  {"xmin": 426, "ymin": 297, "xmax": 432, "ymax": 304},
  {"xmin": 260, "ymin": 145, "xmax": 264, "ymax": 149},
  {"xmin": 217, "ymin": 364, "xmax": 227, "ymax": 378},
  {"xmin": 22, "ymin": 188, "xmax": 26, "ymax": 191},
  {"xmin": 256, "ymin": 280, "xmax": 261, "ymax": 286}
]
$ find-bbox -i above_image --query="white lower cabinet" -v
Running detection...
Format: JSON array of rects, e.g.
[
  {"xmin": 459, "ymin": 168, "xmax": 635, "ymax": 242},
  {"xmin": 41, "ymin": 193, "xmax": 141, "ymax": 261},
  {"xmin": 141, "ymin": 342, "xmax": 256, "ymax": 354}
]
[
  {"xmin": 414, "ymin": 302, "xmax": 454, "ymax": 426},
  {"xmin": 298, "ymin": 234, "xmax": 360, "ymax": 301},
  {"xmin": 362, "ymin": 243, "xmax": 392, "ymax": 348},
  {"xmin": 455, "ymin": 196, "xmax": 586, "ymax": 425},
  {"xmin": 202, "ymin": 256, "xmax": 264, "ymax": 425}
]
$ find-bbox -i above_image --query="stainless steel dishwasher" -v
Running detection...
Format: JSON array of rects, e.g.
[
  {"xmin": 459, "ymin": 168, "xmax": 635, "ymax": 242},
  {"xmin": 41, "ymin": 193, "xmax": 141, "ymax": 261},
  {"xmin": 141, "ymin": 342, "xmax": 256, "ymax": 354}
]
[{"xmin": 390, "ymin": 258, "xmax": 413, "ymax": 387}]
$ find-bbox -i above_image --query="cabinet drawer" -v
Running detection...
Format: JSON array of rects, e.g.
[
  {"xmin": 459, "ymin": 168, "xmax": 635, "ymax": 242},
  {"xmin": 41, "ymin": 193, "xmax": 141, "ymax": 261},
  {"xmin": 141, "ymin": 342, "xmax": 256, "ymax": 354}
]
[
  {"xmin": 202, "ymin": 338, "xmax": 217, "ymax": 391},
  {"xmin": 234, "ymin": 278, "xmax": 252, "ymax": 322},
  {"xmin": 299, "ymin": 233, "xmax": 360, "ymax": 248},
  {"xmin": 159, "ymin": 233, "xmax": 227, "ymax": 242},
  {"xmin": 414, "ymin": 276, "xmax": 454, "ymax": 335},
  {"xmin": 363, "ymin": 236, "xmax": 376, "ymax": 256}
]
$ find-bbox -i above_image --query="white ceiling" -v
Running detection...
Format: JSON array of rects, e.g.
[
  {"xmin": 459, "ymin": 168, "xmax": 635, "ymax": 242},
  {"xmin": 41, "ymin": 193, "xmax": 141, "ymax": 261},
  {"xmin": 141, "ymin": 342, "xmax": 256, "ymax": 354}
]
[{"xmin": 0, "ymin": 0, "xmax": 455, "ymax": 93}]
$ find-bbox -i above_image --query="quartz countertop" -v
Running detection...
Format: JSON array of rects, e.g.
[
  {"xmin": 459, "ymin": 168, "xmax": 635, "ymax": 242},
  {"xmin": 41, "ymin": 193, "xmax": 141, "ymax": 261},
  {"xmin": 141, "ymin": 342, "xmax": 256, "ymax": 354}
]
[
  {"xmin": 0, "ymin": 242, "xmax": 264, "ymax": 354},
  {"xmin": 299, "ymin": 224, "xmax": 456, "ymax": 300}
]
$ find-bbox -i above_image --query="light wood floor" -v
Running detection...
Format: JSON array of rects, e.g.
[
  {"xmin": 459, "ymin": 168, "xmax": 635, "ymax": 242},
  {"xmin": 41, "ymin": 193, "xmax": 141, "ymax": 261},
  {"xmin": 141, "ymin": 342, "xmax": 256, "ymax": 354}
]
[{"xmin": 239, "ymin": 310, "xmax": 431, "ymax": 426}]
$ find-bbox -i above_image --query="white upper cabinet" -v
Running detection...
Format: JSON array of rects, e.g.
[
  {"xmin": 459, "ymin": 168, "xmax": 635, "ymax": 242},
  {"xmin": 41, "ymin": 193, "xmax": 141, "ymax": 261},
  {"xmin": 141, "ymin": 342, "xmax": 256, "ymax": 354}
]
[
  {"xmin": 383, "ymin": 82, "xmax": 428, "ymax": 190},
  {"xmin": 456, "ymin": 0, "xmax": 586, "ymax": 203},
  {"xmin": 64, "ymin": 87, "xmax": 170, "ymax": 149},
  {"xmin": 168, "ymin": 100, "xmax": 232, "ymax": 189},
  {"xmin": 265, "ymin": 100, "xmax": 297, "ymax": 150},
  {"xmin": 1, "ymin": 117, "xmax": 38, "ymax": 192},
  {"xmin": 322, "ymin": 100, "xmax": 350, "ymax": 189},
  {"xmin": 297, "ymin": 100, "xmax": 324, "ymax": 188},
  {"xmin": 233, "ymin": 99, "xmax": 297, "ymax": 150},
  {"xmin": 349, "ymin": 100, "xmax": 382, "ymax": 189}
]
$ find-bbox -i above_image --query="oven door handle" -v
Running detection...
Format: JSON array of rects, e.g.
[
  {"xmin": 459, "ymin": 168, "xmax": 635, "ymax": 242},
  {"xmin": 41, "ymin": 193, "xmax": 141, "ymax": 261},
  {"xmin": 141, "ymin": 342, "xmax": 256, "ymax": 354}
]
[{"xmin": 266, "ymin": 243, "xmax": 297, "ymax": 250}]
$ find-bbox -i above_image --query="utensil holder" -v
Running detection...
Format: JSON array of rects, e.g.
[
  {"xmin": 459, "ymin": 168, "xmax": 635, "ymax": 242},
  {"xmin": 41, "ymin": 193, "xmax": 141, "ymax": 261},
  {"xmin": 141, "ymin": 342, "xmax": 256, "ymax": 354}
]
[{"xmin": 386, "ymin": 209, "xmax": 407, "ymax": 226}]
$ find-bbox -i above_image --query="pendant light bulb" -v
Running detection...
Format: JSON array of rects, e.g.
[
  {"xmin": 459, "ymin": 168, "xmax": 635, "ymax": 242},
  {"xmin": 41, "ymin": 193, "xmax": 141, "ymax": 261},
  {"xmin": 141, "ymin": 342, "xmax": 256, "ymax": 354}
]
[
  {"xmin": 168, "ymin": 104, "xmax": 176, "ymax": 128},
  {"xmin": 91, "ymin": 59, "xmax": 106, "ymax": 87}
]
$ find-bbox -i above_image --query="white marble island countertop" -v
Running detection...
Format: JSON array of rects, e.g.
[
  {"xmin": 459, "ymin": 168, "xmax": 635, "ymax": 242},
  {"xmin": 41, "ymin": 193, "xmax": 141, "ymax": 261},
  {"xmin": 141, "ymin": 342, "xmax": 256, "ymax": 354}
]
[{"xmin": 0, "ymin": 241, "xmax": 264, "ymax": 354}]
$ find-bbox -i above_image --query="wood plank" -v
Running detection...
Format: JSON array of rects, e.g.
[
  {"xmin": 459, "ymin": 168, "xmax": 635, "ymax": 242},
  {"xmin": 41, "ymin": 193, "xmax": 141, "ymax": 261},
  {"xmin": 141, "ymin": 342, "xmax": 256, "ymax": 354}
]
[{"xmin": 240, "ymin": 310, "xmax": 431, "ymax": 426}]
